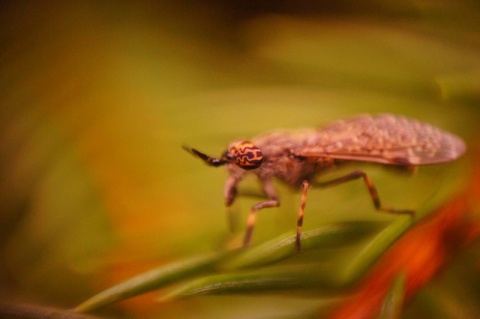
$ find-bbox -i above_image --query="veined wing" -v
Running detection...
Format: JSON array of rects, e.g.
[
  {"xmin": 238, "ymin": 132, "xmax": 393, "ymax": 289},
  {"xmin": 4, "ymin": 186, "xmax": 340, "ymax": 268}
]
[{"xmin": 296, "ymin": 114, "xmax": 466, "ymax": 166}]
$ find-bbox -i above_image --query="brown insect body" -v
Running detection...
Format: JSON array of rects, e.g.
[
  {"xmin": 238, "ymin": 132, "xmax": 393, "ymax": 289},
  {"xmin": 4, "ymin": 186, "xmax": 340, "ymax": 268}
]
[
  {"xmin": 184, "ymin": 114, "xmax": 466, "ymax": 251},
  {"xmin": 227, "ymin": 130, "xmax": 333, "ymax": 189}
]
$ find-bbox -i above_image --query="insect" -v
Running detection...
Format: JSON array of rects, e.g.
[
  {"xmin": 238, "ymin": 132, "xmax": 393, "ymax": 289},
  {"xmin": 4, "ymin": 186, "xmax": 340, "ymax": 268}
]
[{"xmin": 183, "ymin": 114, "xmax": 466, "ymax": 251}]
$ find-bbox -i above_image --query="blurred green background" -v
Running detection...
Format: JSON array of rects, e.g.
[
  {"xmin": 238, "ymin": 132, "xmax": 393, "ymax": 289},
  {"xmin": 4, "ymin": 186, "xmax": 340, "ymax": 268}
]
[{"xmin": 1, "ymin": 1, "xmax": 479, "ymax": 318}]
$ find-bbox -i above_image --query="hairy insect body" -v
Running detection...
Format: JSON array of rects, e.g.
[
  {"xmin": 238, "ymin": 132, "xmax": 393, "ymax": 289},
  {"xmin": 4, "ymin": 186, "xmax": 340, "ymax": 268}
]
[
  {"xmin": 248, "ymin": 130, "xmax": 335, "ymax": 187},
  {"xmin": 184, "ymin": 114, "xmax": 466, "ymax": 251}
]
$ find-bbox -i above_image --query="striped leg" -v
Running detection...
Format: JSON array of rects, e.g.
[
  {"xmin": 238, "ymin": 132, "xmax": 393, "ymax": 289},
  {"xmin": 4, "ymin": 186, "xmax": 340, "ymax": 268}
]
[
  {"xmin": 296, "ymin": 180, "xmax": 310, "ymax": 252},
  {"xmin": 315, "ymin": 170, "xmax": 415, "ymax": 216},
  {"xmin": 243, "ymin": 199, "xmax": 280, "ymax": 247}
]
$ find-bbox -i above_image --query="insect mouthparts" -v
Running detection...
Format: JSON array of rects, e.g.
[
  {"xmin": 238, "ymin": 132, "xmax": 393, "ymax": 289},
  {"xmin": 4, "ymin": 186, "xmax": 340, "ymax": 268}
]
[{"xmin": 182, "ymin": 145, "xmax": 227, "ymax": 167}]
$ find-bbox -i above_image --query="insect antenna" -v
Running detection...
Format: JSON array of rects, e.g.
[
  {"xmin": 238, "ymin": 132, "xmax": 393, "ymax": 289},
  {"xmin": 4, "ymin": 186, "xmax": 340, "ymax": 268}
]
[{"xmin": 182, "ymin": 145, "xmax": 227, "ymax": 167}]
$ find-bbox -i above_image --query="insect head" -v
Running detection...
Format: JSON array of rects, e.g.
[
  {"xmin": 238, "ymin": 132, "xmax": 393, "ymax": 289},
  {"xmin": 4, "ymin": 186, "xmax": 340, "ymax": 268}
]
[
  {"xmin": 227, "ymin": 141, "xmax": 264, "ymax": 169},
  {"xmin": 183, "ymin": 141, "xmax": 264, "ymax": 170}
]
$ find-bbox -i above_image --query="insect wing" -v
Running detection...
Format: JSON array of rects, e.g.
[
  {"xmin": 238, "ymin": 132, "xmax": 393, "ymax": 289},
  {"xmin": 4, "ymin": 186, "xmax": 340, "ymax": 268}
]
[{"xmin": 297, "ymin": 114, "xmax": 466, "ymax": 166}]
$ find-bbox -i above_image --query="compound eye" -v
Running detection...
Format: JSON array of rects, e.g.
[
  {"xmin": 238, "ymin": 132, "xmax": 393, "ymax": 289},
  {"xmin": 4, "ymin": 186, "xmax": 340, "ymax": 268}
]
[{"xmin": 229, "ymin": 141, "xmax": 264, "ymax": 170}]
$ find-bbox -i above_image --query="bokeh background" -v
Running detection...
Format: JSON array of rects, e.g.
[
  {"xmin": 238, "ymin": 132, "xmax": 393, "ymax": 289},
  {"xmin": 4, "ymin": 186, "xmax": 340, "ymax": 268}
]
[{"xmin": 1, "ymin": 1, "xmax": 479, "ymax": 318}]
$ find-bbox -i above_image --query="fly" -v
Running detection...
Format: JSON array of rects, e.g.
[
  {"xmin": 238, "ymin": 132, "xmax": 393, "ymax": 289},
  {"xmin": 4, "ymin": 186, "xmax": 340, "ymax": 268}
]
[{"xmin": 183, "ymin": 114, "xmax": 466, "ymax": 251}]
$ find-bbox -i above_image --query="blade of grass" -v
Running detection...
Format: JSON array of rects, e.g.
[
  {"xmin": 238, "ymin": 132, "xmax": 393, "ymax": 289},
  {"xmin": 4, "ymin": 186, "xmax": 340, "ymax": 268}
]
[
  {"xmin": 159, "ymin": 263, "xmax": 349, "ymax": 301},
  {"xmin": 77, "ymin": 182, "xmax": 461, "ymax": 312},
  {"xmin": 74, "ymin": 221, "xmax": 383, "ymax": 311},
  {"xmin": 222, "ymin": 221, "xmax": 384, "ymax": 269},
  {"xmin": 158, "ymin": 219, "xmax": 412, "ymax": 301},
  {"xmin": 1, "ymin": 302, "xmax": 100, "ymax": 319},
  {"xmin": 377, "ymin": 274, "xmax": 406, "ymax": 319},
  {"xmin": 74, "ymin": 251, "xmax": 233, "ymax": 313},
  {"xmin": 337, "ymin": 216, "xmax": 413, "ymax": 284}
]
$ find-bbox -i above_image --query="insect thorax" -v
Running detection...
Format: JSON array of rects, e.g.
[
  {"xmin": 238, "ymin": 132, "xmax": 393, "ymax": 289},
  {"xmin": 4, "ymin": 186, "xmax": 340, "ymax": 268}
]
[
  {"xmin": 232, "ymin": 148, "xmax": 334, "ymax": 188},
  {"xmin": 276, "ymin": 154, "xmax": 335, "ymax": 187}
]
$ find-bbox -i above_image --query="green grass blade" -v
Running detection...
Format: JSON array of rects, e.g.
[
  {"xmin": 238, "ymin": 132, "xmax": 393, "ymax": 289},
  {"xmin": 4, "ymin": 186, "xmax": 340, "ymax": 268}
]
[
  {"xmin": 74, "ymin": 251, "xmax": 232, "ymax": 312},
  {"xmin": 377, "ymin": 274, "xmax": 406, "ymax": 319},
  {"xmin": 337, "ymin": 216, "xmax": 413, "ymax": 284},
  {"xmin": 157, "ymin": 219, "xmax": 413, "ymax": 301},
  {"xmin": 222, "ymin": 221, "xmax": 385, "ymax": 269},
  {"xmin": 73, "ymin": 221, "xmax": 381, "ymax": 312},
  {"xmin": 159, "ymin": 263, "xmax": 348, "ymax": 301},
  {"xmin": 0, "ymin": 302, "xmax": 100, "ymax": 319}
]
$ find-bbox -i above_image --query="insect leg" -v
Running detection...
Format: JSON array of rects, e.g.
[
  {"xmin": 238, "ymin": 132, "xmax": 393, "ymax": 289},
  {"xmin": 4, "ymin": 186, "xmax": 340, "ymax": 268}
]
[
  {"xmin": 296, "ymin": 180, "xmax": 310, "ymax": 252},
  {"xmin": 315, "ymin": 170, "xmax": 415, "ymax": 216},
  {"xmin": 243, "ymin": 179, "xmax": 280, "ymax": 247},
  {"xmin": 243, "ymin": 199, "xmax": 280, "ymax": 247}
]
